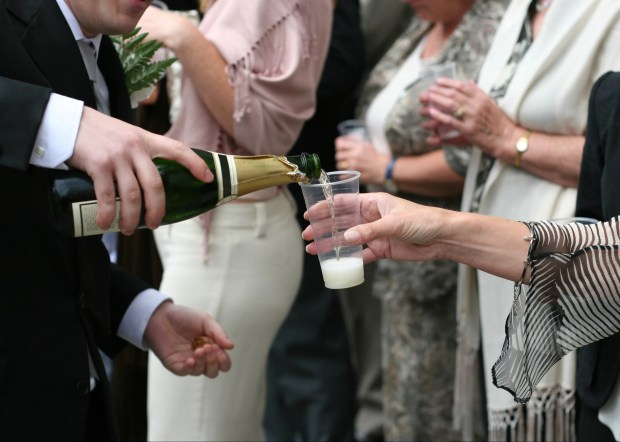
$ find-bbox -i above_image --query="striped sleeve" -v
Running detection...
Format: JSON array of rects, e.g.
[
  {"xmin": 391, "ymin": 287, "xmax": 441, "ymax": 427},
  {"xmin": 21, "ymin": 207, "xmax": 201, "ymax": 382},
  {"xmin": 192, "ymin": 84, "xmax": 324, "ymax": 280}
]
[{"xmin": 491, "ymin": 218, "xmax": 620, "ymax": 403}]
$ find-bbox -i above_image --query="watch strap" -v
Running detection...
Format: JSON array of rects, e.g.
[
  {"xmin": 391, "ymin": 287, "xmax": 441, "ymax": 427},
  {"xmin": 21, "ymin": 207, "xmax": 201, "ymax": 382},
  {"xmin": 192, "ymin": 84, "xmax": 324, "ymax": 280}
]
[
  {"xmin": 385, "ymin": 157, "xmax": 397, "ymax": 180},
  {"xmin": 384, "ymin": 157, "xmax": 398, "ymax": 193},
  {"xmin": 515, "ymin": 130, "xmax": 531, "ymax": 168}
]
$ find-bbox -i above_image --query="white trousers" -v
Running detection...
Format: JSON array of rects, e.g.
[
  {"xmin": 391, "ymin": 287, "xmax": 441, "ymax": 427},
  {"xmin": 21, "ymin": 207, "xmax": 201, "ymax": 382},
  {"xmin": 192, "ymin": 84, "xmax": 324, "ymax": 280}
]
[{"xmin": 148, "ymin": 190, "xmax": 303, "ymax": 441}]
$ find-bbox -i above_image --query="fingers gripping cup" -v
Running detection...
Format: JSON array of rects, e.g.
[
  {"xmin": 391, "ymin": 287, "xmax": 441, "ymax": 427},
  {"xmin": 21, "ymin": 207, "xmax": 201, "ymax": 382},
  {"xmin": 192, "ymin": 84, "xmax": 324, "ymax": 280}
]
[{"xmin": 300, "ymin": 171, "xmax": 364, "ymax": 289}]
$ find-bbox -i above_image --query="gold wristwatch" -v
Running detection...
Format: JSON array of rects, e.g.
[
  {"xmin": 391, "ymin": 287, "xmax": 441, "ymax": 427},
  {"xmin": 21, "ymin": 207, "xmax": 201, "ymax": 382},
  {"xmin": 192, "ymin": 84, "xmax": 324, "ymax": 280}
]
[{"xmin": 514, "ymin": 130, "xmax": 531, "ymax": 168}]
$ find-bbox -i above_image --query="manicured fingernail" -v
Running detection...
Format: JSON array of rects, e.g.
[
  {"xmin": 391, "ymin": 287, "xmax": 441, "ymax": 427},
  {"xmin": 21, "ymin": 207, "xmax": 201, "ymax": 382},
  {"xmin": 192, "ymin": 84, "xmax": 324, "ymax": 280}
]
[{"xmin": 344, "ymin": 230, "xmax": 360, "ymax": 242}]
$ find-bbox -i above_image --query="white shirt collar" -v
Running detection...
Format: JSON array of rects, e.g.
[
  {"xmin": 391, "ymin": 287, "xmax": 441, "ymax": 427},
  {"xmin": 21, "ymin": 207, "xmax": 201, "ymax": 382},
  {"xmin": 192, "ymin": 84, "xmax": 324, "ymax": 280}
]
[{"xmin": 55, "ymin": 0, "xmax": 102, "ymax": 53}]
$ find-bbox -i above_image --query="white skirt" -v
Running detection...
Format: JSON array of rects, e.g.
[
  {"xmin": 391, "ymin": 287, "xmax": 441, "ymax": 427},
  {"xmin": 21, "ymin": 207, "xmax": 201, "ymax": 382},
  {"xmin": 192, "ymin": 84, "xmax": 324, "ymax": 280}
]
[{"xmin": 147, "ymin": 190, "xmax": 303, "ymax": 441}]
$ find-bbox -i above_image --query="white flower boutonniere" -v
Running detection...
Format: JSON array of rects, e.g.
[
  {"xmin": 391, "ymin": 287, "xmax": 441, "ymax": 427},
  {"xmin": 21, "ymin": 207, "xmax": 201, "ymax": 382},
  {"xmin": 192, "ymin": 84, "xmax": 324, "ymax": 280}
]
[{"xmin": 111, "ymin": 27, "xmax": 176, "ymax": 109}]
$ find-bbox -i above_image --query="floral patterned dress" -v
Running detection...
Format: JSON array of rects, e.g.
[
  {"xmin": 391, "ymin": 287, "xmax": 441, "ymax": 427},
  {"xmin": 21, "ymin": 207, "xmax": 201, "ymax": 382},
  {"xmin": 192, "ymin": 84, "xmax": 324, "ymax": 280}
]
[{"xmin": 356, "ymin": 1, "xmax": 508, "ymax": 440}]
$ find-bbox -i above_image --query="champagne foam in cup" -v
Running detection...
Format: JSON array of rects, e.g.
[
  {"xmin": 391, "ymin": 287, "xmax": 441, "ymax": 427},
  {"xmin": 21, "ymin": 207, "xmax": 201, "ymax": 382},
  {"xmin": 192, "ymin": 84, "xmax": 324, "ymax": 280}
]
[{"xmin": 320, "ymin": 256, "xmax": 364, "ymax": 290}]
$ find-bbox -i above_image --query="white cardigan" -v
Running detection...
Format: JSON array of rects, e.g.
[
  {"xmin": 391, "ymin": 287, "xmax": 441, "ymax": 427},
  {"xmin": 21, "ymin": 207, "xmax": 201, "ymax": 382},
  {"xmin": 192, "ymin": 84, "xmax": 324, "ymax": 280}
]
[{"xmin": 455, "ymin": 0, "xmax": 620, "ymax": 439}]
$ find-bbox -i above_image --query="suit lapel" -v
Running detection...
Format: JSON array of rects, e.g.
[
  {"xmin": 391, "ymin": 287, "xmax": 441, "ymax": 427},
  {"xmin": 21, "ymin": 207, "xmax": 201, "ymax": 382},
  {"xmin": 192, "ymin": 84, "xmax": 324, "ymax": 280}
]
[{"xmin": 9, "ymin": 0, "xmax": 97, "ymax": 109}]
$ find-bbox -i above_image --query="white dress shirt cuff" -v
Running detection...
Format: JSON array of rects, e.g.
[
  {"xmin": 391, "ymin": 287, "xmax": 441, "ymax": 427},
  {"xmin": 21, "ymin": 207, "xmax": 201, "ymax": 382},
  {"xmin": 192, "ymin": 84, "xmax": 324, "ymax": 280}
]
[
  {"xmin": 30, "ymin": 93, "xmax": 83, "ymax": 169},
  {"xmin": 118, "ymin": 289, "xmax": 171, "ymax": 351}
]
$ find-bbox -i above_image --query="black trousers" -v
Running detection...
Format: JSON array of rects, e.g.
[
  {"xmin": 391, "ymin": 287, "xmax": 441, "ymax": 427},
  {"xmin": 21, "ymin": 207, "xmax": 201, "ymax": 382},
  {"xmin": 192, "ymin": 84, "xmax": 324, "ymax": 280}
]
[
  {"xmin": 264, "ymin": 251, "xmax": 357, "ymax": 442},
  {"xmin": 84, "ymin": 384, "xmax": 114, "ymax": 442},
  {"xmin": 577, "ymin": 400, "xmax": 615, "ymax": 442}
]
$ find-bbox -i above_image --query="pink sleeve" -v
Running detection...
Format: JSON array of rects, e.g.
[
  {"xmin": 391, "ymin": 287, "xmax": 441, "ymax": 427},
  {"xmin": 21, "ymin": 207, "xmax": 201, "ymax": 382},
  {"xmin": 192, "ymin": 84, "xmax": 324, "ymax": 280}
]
[{"xmin": 206, "ymin": 0, "xmax": 333, "ymax": 155}]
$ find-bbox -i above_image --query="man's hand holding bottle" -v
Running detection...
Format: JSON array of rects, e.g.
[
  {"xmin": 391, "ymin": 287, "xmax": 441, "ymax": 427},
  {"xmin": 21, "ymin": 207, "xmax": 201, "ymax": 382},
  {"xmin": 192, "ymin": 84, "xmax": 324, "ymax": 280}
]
[{"xmin": 67, "ymin": 107, "xmax": 214, "ymax": 235}]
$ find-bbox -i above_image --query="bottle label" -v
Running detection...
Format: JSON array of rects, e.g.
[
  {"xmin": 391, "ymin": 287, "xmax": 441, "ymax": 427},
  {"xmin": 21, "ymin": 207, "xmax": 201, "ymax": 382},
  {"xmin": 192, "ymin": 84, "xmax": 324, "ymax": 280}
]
[
  {"xmin": 71, "ymin": 199, "xmax": 121, "ymax": 237},
  {"xmin": 214, "ymin": 153, "xmax": 238, "ymax": 205}
]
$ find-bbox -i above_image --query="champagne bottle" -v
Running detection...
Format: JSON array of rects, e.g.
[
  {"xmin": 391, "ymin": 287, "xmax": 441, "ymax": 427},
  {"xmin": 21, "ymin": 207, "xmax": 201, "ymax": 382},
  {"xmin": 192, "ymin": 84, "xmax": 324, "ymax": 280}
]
[{"xmin": 50, "ymin": 150, "xmax": 321, "ymax": 237}]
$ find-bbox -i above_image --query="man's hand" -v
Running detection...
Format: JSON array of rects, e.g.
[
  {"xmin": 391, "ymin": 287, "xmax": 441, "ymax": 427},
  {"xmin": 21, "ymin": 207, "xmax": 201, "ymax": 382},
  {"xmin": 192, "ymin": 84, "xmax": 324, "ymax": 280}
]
[
  {"xmin": 144, "ymin": 301, "xmax": 234, "ymax": 378},
  {"xmin": 67, "ymin": 107, "xmax": 213, "ymax": 234}
]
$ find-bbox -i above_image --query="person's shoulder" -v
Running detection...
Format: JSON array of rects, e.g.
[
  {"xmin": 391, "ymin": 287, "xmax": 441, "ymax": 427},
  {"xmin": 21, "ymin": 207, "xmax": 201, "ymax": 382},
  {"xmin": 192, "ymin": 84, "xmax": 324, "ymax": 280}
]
[
  {"xmin": 588, "ymin": 71, "xmax": 620, "ymax": 124},
  {"xmin": 592, "ymin": 71, "xmax": 620, "ymax": 98},
  {"xmin": 599, "ymin": 71, "xmax": 620, "ymax": 84}
]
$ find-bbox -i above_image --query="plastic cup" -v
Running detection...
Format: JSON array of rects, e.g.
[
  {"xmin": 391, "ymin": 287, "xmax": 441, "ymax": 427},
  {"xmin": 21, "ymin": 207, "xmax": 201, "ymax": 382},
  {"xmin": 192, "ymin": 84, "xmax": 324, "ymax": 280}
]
[
  {"xmin": 337, "ymin": 119, "xmax": 369, "ymax": 141},
  {"xmin": 300, "ymin": 171, "xmax": 364, "ymax": 289},
  {"xmin": 423, "ymin": 61, "xmax": 457, "ymax": 80},
  {"xmin": 420, "ymin": 62, "xmax": 461, "ymax": 139}
]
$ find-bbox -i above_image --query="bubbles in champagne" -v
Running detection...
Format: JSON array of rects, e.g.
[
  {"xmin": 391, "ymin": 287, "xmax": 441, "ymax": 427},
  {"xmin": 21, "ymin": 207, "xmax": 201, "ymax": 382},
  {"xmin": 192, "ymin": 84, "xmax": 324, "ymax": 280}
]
[{"xmin": 319, "ymin": 169, "xmax": 341, "ymax": 260}]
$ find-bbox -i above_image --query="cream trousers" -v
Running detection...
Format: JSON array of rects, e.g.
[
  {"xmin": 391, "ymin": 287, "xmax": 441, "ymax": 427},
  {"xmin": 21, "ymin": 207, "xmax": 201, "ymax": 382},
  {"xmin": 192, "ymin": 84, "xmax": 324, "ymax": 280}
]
[{"xmin": 148, "ymin": 190, "xmax": 303, "ymax": 441}]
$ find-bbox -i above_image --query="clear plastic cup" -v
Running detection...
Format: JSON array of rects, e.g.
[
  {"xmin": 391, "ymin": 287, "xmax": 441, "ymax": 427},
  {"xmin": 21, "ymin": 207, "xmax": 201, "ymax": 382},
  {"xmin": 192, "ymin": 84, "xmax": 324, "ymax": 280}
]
[
  {"xmin": 337, "ymin": 119, "xmax": 369, "ymax": 141},
  {"xmin": 300, "ymin": 171, "xmax": 364, "ymax": 289},
  {"xmin": 420, "ymin": 62, "xmax": 461, "ymax": 139}
]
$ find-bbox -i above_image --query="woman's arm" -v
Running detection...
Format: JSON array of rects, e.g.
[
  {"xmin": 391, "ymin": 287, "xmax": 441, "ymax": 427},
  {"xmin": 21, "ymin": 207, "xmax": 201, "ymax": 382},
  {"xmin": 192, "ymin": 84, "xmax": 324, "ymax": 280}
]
[
  {"xmin": 138, "ymin": 8, "xmax": 234, "ymax": 134},
  {"xmin": 304, "ymin": 191, "xmax": 620, "ymax": 286},
  {"xmin": 335, "ymin": 138, "xmax": 465, "ymax": 198},
  {"xmin": 389, "ymin": 150, "xmax": 465, "ymax": 197},
  {"xmin": 426, "ymin": 79, "xmax": 584, "ymax": 188},
  {"xmin": 303, "ymin": 192, "xmax": 531, "ymax": 281},
  {"xmin": 138, "ymin": 2, "xmax": 332, "ymax": 154}
]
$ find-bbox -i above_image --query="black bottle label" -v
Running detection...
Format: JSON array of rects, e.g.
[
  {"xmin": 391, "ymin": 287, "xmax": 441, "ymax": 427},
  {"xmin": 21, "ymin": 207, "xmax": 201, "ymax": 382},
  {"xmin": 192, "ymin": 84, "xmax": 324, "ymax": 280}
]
[{"xmin": 214, "ymin": 153, "xmax": 237, "ymax": 205}]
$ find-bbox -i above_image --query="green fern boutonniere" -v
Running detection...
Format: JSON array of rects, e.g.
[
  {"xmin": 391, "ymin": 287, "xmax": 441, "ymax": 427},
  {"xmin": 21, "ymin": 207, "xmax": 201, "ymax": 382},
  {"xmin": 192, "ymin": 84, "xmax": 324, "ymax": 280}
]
[{"xmin": 111, "ymin": 27, "xmax": 176, "ymax": 107}]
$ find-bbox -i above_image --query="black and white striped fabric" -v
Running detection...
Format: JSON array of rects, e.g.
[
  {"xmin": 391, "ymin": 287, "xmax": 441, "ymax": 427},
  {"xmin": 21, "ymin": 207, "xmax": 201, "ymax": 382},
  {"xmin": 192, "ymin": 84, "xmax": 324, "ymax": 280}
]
[{"xmin": 492, "ymin": 218, "xmax": 620, "ymax": 403}]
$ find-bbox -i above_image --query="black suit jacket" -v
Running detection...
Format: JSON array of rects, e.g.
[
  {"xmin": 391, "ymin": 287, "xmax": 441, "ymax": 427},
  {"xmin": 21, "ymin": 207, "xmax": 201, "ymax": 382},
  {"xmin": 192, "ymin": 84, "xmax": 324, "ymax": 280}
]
[
  {"xmin": 575, "ymin": 71, "xmax": 620, "ymax": 410},
  {"xmin": 0, "ymin": 0, "xmax": 149, "ymax": 439}
]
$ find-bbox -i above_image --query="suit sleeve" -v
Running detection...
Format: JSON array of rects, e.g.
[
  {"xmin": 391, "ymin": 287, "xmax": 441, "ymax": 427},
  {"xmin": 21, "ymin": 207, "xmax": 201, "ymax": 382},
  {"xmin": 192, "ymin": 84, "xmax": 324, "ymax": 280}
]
[
  {"xmin": 98, "ymin": 263, "xmax": 150, "ymax": 354},
  {"xmin": 0, "ymin": 76, "xmax": 52, "ymax": 171}
]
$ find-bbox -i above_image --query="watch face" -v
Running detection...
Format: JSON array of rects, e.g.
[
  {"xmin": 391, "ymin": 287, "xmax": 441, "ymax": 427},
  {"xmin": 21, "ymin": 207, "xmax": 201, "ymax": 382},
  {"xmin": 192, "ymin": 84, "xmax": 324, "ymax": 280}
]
[{"xmin": 516, "ymin": 137, "xmax": 529, "ymax": 153}]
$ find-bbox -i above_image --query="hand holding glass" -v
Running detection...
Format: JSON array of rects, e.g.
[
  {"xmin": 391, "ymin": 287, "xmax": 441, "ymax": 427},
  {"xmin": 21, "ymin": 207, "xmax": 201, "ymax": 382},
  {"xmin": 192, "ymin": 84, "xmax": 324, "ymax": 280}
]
[{"xmin": 300, "ymin": 171, "xmax": 364, "ymax": 289}]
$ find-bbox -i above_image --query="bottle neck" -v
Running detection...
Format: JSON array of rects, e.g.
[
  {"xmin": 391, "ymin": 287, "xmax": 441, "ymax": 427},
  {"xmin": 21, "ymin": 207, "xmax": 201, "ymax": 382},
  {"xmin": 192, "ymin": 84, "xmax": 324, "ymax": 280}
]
[
  {"xmin": 233, "ymin": 155, "xmax": 312, "ymax": 196},
  {"xmin": 285, "ymin": 153, "xmax": 322, "ymax": 182}
]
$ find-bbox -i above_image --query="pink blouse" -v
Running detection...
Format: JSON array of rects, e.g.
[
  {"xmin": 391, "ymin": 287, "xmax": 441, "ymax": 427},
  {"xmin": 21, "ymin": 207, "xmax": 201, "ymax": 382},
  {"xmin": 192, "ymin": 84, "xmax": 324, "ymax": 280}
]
[
  {"xmin": 167, "ymin": 0, "xmax": 332, "ymax": 195},
  {"xmin": 165, "ymin": 0, "xmax": 332, "ymax": 258}
]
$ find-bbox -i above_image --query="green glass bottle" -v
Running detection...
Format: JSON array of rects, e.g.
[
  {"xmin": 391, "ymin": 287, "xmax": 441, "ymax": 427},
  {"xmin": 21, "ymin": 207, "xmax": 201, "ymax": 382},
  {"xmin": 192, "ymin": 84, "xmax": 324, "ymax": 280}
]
[{"xmin": 50, "ymin": 150, "xmax": 321, "ymax": 237}]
